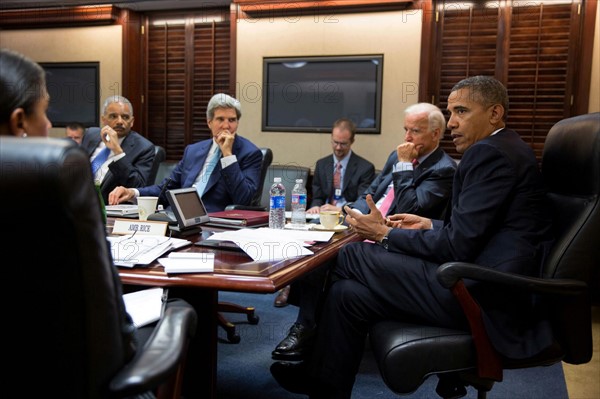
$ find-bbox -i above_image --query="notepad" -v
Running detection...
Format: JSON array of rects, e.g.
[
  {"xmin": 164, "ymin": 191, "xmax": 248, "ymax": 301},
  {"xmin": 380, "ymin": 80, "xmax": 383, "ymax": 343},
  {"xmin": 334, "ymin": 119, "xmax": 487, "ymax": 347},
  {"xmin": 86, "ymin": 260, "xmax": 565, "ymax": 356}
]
[
  {"xmin": 122, "ymin": 288, "xmax": 164, "ymax": 328},
  {"xmin": 106, "ymin": 204, "xmax": 139, "ymax": 217},
  {"xmin": 157, "ymin": 252, "xmax": 215, "ymax": 274}
]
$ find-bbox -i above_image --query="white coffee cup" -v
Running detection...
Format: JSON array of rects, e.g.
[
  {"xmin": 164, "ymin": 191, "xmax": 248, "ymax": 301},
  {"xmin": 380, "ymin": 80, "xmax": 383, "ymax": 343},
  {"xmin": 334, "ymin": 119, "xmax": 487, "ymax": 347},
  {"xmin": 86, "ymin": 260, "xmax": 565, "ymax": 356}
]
[
  {"xmin": 137, "ymin": 196, "xmax": 159, "ymax": 221},
  {"xmin": 320, "ymin": 210, "xmax": 344, "ymax": 230}
]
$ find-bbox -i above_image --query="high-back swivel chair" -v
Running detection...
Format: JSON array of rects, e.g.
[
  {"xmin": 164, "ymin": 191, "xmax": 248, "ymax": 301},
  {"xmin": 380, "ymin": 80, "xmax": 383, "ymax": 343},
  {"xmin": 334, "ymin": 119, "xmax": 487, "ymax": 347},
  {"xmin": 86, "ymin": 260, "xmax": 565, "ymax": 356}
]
[
  {"xmin": 1, "ymin": 137, "xmax": 197, "ymax": 399},
  {"xmin": 369, "ymin": 112, "xmax": 600, "ymax": 398}
]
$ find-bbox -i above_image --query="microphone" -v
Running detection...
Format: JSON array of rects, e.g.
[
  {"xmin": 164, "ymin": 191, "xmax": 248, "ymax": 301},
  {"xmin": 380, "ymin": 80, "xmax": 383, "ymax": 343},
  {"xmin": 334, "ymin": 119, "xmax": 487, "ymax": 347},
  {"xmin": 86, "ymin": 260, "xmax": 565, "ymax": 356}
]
[{"xmin": 156, "ymin": 177, "xmax": 172, "ymax": 211}]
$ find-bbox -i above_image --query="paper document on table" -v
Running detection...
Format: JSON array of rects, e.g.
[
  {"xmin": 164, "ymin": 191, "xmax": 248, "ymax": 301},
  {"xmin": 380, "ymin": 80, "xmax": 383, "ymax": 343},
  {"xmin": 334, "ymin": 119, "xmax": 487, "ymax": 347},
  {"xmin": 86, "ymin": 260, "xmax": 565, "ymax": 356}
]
[
  {"xmin": 158, "ymin": 252, "xmax": 214, "ymax": 274},
  {"xmin": 122, "ymin": 287, "xmax": 164, "ymax": 328},
  {"xmin": 207, "ymin": 228, "xmax": 324, "ymax": 262},
  {"xmin": 108, "ymin": 235, "xmax": 191, "ymax": 267}
]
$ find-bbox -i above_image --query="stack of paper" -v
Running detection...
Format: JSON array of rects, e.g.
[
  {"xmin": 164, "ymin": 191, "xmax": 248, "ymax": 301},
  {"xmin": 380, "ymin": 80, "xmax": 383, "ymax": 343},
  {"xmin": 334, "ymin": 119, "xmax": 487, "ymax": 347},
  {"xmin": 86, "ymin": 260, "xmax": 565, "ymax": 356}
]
[
  {"xmin": 108, "ymin": 235, "xmax": 191, "ymax": 267},
  {"xmin": 158, "ymin": 252, "xmax": 215, "ymax": 274},
  {"xmin": 106, "ymin": 204, "xmax": 139, "ymax": 217}
]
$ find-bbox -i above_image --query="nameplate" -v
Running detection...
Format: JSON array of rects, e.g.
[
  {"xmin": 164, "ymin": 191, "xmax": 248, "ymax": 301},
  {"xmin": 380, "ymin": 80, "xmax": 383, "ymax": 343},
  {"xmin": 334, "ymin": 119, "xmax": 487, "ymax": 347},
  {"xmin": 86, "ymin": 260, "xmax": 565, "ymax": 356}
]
[{"xmin": 112, "ymin": 218, "xmax": 168, "ymax": 236}]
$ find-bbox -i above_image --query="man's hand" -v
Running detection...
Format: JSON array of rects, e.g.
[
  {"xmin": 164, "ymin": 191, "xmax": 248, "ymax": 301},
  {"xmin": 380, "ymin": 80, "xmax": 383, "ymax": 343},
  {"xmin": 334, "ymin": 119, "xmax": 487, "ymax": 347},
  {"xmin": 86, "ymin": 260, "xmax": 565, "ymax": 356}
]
[
  {"xmin": 108, "ymin": 186, "xmax": 135, "ymax": 205},
  {"xmin": 396, "ymin": 142, "xmax": 420, "ymax": 162},
  {"xmin": 215, "ymin": 130, "xmax": 235, "ymax": 157},
  {"xmin": 344, "ymin": 194, "xmax": 389, "ymax": 242},
  {"xmin": 101, "ymin": 125, "xmax": 123, "ymax": 155},
  {"xmin": 387, "ymin": 213, "xmax": 432, "ymax": 230}
]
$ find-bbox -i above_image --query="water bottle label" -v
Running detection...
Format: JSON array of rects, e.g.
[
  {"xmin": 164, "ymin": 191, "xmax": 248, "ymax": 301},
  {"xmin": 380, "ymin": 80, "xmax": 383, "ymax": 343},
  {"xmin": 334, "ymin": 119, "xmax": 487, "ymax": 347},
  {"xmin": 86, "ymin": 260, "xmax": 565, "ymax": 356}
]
[
  {"xmin": 271, "ymin": 195, "xmax": 285, "ymax": 209},
  {"xmin": 298, "ymin": 194, "xmax": 307, "ymax": 206}
]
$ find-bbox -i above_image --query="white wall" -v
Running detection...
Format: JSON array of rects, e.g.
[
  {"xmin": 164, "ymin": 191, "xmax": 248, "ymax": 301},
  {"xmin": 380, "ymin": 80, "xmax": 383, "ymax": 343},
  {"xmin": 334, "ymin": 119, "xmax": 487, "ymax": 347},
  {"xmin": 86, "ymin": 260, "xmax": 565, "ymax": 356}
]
[
  {"xmin": 0, "ymin": 25, "xmax": 122, "ymax": 138},
  {"xmin": 236, "ymin": 10, "xmax": 422, "ymax": 170}
]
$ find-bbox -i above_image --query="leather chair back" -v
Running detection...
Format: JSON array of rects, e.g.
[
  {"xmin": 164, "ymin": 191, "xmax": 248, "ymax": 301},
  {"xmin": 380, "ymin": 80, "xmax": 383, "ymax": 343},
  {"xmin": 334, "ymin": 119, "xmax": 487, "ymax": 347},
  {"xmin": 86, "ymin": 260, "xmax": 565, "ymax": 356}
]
[
  {"xmin": 251, "ymin": 147, "xmax": 273, "ymax": 206},
  {"xmin": 261, "ymin": 164, "xmax": 310, "ymax": 210},
  {"xmin": 148, "ymin": 145, "xmax": 166, "ymax": 185},
  {"xmin": 539, "ymin": 112, "xmax": 600, "ymax": 363},
  {"xmin": 1, "ymin": 137, "xmax": 136, "ymax": 398}
]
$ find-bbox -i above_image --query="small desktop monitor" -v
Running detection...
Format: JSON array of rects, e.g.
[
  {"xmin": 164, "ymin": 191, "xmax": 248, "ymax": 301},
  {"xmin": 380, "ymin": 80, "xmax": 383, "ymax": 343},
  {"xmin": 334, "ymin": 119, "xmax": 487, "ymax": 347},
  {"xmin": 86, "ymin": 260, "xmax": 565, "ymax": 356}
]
[{"xmin": 166, "ymin": 187, "xmax": 210, "ymax": 229}]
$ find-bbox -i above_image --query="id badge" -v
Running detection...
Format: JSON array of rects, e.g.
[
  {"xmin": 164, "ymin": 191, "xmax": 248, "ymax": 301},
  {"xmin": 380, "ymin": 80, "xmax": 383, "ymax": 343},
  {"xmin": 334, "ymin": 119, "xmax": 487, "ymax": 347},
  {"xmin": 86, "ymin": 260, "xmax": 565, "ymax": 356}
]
[{"xmin": 334, "ymin": 188, "xmax": 342, "ymax": 201}]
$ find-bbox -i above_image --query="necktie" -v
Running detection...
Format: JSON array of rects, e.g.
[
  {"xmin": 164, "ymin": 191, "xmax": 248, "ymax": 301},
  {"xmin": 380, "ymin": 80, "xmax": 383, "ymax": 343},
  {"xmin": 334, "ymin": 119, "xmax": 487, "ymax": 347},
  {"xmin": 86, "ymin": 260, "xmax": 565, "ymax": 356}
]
[
  {"xmin": 196, "ymin": 147, "xmax": 221, "ymax": 196},
  {"xmin": 91, "ymin": 147, "xmax": 111, "ymax": 175},
  {"xmin": 332, "ymin": 162, "xmax": 342, "ymax": 205},
  {"xmin": 378, "ymin": 185, "xmax": 395, "ymax": 216},
  {"xmin": 412, "ymin": 158, "xmax": 419, "ymax": 168}
]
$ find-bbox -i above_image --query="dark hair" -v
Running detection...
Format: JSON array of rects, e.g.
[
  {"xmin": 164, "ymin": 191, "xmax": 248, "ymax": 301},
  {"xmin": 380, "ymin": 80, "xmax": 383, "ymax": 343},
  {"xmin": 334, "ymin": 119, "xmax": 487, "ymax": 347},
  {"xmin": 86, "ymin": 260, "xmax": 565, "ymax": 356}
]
[
  {"xmin": 451, "ymin": 76, "xmax": 509, "ymax": 120},
  {"xmin": 332, "ymin": 118, "xmax": 357, "ymax": 142},
  {"xmin": 66, "ymin": 121, "xmax": 85, "ymax": 131},
  {"xmin": 0, "ymin": 48, "xmax": 47, "ymax": 125}
]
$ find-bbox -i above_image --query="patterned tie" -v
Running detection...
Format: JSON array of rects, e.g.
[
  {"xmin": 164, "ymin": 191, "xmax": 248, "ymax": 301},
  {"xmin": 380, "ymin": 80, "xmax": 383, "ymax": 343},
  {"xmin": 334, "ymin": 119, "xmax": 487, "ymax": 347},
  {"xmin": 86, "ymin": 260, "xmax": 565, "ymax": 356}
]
[
  {"xmin": 91, "ymin": 147, "xmax": 111, "ymax": 175},
  {"xmin": 196, "ymin": 147, "xmax": 221, "ymax": 196},
  {"xmin": 332, "ymin": 162, "xmax": 342, "ymax": 205},
  {"xmin": 378, "ymin": 185, "xmax": 395, "ymax": 216}
]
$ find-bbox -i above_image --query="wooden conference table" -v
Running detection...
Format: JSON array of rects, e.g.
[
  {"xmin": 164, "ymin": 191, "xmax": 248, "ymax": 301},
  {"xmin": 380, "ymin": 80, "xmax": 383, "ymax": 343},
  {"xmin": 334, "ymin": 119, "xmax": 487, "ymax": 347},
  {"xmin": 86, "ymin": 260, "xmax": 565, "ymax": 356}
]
[{"xmin": 110, "ymin": 218, "xmax": 361, "ymax": 398}]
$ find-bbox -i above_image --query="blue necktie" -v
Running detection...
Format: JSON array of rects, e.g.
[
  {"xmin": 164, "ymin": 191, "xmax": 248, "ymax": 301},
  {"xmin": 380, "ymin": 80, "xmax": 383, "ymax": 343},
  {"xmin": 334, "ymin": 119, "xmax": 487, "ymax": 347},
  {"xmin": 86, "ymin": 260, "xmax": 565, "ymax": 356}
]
[
  {"xmin": 91, "ymin": 147, "xmax": 111, "ymax": 175},
  {"xmin": 196, "ymin": 147, "xmax": 221, "ymax": 196}
]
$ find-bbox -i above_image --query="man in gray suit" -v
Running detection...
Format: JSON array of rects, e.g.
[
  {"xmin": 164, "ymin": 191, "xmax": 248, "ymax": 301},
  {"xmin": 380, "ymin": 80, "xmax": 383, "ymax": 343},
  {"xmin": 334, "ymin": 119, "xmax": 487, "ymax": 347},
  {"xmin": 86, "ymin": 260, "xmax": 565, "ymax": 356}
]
[
  {"xmin": 273, "ymin": 118, "xmax": 375, "ymax": 308},
  {"xmin": 81, "ymin": 95, "xmax": 155, "ymax": 204},
  {"xmin": 307, "ymin": 118, "xmax": 375, "ymax": 214}
]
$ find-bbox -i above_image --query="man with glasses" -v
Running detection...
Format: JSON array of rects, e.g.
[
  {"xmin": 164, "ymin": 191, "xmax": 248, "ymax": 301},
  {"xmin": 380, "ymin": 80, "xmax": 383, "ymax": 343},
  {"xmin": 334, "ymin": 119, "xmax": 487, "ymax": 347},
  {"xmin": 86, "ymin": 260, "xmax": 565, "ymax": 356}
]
[
  {"xmin": 81, "ymin": 95, "xmax": 155, "ymax": 204},
  {"xmin": 307, "ymin": 118, "xmax": 376, "ymax": 215},
  {"xmin": 273, "ymin": 118, "xmax": 375, "ymax": 308},
  {"xmin": 271, "ymin": 103, "xmax": 457, "ymax": 361}
]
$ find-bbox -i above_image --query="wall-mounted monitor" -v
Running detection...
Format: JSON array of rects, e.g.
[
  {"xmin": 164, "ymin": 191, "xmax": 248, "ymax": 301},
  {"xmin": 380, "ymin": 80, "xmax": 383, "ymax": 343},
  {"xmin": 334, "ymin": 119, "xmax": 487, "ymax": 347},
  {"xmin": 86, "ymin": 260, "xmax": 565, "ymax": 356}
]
[
  {"xmin": 39, "ymin": 62, "xmax": 100, "ymax": 128},
  {"xmin": 262, "ymin": 55, "xmax": 383, "ymax": 134}
]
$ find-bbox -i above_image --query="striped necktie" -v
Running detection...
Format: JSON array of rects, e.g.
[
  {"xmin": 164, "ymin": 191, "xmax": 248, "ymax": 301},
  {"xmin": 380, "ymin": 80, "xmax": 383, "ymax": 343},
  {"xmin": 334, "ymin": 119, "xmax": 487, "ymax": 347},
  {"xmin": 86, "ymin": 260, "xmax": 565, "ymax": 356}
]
[{"xmin": 332, "ymin": 162, "xmax": 342, "ymax": 205}]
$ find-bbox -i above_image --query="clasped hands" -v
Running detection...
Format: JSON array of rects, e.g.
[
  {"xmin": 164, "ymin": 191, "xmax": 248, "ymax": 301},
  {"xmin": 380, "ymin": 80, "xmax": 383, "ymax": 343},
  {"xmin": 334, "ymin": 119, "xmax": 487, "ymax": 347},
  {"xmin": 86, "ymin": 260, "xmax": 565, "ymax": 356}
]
[{"xmin": 343, "ymin": 194, "xmax": 432, "ymax": 242}]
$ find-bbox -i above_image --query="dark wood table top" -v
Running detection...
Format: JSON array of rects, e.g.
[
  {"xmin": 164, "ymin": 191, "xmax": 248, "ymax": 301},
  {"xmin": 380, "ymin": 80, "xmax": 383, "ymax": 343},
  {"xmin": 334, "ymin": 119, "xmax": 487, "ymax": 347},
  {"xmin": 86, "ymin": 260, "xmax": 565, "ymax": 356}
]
[{"xmin": 111, "ymin": 219, "xmax": 361, "ymax": 293}]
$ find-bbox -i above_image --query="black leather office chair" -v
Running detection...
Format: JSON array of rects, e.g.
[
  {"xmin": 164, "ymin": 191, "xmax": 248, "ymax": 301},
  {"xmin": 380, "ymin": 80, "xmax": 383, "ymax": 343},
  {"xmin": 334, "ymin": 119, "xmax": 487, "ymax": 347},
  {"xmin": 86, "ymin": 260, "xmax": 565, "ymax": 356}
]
[
  {"xmin": 1, "ymin": 137, "xmax": 197, "ymax": 399},
  {"xmin": 218, "ymin": 147, "xmax": 273, "ymax": 343},
  {"xmin": 369, "ymin": 112, "xmax": 599, "ymax": 398},
  {"xmin": 148, "ymin": 145, "xmax": 167, "ymax": 185}
]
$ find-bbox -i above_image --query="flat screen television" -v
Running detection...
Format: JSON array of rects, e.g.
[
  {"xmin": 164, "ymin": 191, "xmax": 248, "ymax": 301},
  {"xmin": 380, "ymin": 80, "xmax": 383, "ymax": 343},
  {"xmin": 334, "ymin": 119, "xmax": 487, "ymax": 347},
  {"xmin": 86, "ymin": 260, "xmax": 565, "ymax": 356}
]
[
  {"xmin": 262, "ymin": 55, "xmax": 383, "ymax": 134},
  {"xmin": 40, "ymin": 62, "xmax": 100, "ymax": 128}
]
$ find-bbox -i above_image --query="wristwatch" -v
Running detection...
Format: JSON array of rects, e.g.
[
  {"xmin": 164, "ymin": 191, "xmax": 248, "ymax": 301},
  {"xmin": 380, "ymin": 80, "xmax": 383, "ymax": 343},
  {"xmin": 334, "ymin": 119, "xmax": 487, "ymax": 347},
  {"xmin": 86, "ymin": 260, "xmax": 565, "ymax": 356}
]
[{"xmin": 378, "ymin": 227, "xmax": 393, "ymax": 250}]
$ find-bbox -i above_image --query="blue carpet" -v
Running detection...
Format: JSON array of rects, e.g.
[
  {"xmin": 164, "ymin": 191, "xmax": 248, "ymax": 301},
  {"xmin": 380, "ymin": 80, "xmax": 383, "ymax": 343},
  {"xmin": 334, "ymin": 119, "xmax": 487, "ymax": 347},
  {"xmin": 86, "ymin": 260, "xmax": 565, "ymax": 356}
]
[{"xmin": 217, "ymin": 291, "xmax": 568, "ymax": 399}]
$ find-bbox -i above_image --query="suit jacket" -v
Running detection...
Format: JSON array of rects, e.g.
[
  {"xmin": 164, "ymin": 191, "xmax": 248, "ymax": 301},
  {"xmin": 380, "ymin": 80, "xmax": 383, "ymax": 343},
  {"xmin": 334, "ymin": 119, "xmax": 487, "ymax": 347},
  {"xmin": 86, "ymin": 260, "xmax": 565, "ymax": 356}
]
[
  {"xmin": 386, "ymin": 128, "xmax": 554, "ymax": 358},
  {"xmin": 310, "ymin": 152, "xmax": 375, "ymax": 208},
  {"xmin": 140, "ymin": 135, "xmax": 262, "ymax": 213},
  {"xmin": 81, "ymin": 127, "xmax": 155, "ymax": 204},
  {"xmin": 351, "ymin": 147, "xmax": 457, "ymax": 219}
]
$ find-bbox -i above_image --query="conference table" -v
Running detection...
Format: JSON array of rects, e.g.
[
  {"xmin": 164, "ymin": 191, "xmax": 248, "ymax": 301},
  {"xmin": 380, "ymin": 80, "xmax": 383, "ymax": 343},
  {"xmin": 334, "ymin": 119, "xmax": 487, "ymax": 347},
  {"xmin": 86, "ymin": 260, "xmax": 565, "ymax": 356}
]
[{"xmin": 110, "ymin": 218, "xmax": 361, "ymax": 398}]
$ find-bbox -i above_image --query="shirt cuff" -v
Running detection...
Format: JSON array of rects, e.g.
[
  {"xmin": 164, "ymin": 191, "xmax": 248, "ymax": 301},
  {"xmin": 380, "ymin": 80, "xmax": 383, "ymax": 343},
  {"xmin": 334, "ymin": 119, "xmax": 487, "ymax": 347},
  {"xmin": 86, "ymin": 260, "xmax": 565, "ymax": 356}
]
[
  {"xmin": 220, "ymin": 154, "xmax": 237, "ymax": 169},
  {"xmin": 111, "ymin": 152, "xmax": 126, "ymax": 163},
  {"xmin": 394, "ymin": 161, "xmax": 414, "ymax": 172}
]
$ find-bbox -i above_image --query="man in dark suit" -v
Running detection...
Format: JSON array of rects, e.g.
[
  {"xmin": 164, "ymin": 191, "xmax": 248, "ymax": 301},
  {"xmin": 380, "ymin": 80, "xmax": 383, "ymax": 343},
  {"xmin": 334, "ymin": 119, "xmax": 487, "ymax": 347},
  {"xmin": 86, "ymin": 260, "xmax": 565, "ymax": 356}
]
[
  {"xmin": 81, "ymin": 95, "xmax": 155, "ymax": 204},
  {"xmin": 271, "ymin": 103, "xmax": 457, "ymax": 360},
  {"xmin": 271, "ymin": 76, "xmax": 555, "ymax": 399},
  {"xmin": 273, "ymin": 118, "xmax": 375, "ymax": 308},
  {"xmin": 108, "ymin": 93, "xmax": 262, "ymax": 213},
  {"xmin": 308, "ymin": 118, "xmax": 375, "ymax": 214}
]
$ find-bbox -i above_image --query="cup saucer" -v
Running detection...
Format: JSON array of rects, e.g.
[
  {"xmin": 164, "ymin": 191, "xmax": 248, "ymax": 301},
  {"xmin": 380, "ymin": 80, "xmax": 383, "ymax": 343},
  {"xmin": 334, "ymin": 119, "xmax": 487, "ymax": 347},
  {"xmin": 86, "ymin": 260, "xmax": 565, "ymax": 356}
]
[{"xmin": 312, "ymin": 224, "xmax": 349, "ymax": 232}]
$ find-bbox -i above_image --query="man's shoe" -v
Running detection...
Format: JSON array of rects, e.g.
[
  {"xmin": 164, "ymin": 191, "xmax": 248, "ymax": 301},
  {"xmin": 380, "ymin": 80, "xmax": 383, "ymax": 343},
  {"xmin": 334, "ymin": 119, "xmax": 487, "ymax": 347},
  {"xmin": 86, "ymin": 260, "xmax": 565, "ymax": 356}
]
[
  {"xmin": 272, "ymin": 322, "xmax": 315, "ymax": 361},
  {"xmin": 274, "ymin": 285, "xmax": 290, "ymax": 307},
  {"xmin": 270, "ymin": 361, "xmax": 312, "ymax": 395}
]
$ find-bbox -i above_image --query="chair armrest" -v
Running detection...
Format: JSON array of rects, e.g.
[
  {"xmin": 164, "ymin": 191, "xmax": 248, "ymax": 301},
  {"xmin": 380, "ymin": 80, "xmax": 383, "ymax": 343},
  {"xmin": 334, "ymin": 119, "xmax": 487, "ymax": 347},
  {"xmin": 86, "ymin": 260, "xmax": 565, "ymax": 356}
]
[
  {"xmin": 225, "ymin": 204, "xmax": 268, "ymax": 211},
  {"xmin": 109, "ymin": 299, "xmax": 197, "ymax": 396},
  {"xmin": 436, "ymin": 262, "xmax": 588, "ymax": 296}
]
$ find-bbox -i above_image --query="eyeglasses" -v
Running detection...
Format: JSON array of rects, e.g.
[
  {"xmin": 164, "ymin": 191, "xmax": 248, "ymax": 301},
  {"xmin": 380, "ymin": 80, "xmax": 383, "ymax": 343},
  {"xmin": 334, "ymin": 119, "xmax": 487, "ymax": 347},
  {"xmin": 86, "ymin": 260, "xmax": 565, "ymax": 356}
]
[
  {"xmin": 331, "ymin": 139, "xmax": 351, "ymax": 148},
  {"xmin": 105, "ymin": 113, "xmax": 132, "ymax": 122}
]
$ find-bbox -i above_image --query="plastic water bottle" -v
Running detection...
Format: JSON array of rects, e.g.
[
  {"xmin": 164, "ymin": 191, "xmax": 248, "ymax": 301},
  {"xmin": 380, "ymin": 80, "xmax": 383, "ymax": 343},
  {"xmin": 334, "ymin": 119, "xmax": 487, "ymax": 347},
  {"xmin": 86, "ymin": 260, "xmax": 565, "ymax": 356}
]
[
  {"xmin": 291, "ymin": 178, "xmax": 307, "ymax": 227},
  {"xmin": 269, "ymin": 177, "xmax": 286, "ymax": 229}
]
